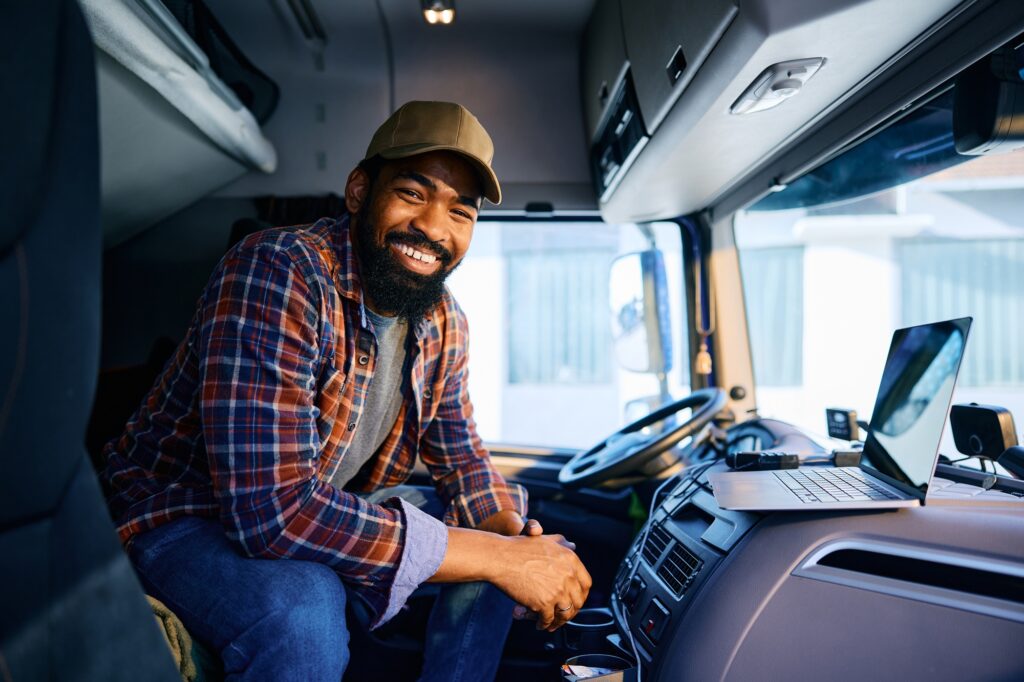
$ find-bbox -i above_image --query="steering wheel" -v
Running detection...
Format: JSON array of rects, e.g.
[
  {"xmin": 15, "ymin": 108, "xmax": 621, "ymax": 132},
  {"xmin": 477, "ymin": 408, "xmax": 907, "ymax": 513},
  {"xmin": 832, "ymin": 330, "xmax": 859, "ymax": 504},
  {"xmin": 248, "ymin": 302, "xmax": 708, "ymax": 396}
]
[{"xmin": 558, "ymin": 388, "xmax": 728, "ymax": 489}]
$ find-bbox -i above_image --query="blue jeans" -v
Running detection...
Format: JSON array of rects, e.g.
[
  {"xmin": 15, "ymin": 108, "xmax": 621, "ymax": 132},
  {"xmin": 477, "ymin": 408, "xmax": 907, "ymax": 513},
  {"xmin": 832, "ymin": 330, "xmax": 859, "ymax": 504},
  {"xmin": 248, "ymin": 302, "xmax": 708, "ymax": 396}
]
[{"xmin": 129, "ymin": 486, "xmax": 513, "ymax": 681}]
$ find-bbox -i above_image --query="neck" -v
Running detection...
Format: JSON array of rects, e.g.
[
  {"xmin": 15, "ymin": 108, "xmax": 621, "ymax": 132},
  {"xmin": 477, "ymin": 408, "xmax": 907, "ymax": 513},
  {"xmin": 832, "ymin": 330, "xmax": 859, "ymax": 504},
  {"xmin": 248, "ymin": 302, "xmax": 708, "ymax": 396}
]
[{"xmin": 363, "ymin": 294, "xmax": 398, "ymax": 318}]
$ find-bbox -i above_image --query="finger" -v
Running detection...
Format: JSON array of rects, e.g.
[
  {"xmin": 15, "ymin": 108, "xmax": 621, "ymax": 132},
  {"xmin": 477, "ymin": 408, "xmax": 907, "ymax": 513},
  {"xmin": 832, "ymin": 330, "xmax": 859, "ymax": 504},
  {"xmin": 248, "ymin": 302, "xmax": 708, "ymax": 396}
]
[
  {"xmin": 575, "ymin": 561, "xmax": 594, "ymax": 595},
  {"xmin": 550, "ymin": 601, "xmax": 575, "ymax": 631},
  {"xmin": 550, "ymin": 611, "xmax": 574, "ymax": 631},
  {"xmin": 576, "ymin": 579, "xmax": 591, "ymax": 610},
  {"xmin": 554, "ymin": 536, "xmax": 576, "ymax": 551},
  {"xmin": 536, "ymin": 607, "xmax": 555, "ymax": 630},
  {"xmin": 524, "ymin": 519, "xmax": 543, "ymax": 536},
  {"xmin": 550, "ymin": 605, "xmax": 572, "ymax": 631},
  {"xmin": 567, "ymin": 583, "xmax": 586, "ymax": 620}
]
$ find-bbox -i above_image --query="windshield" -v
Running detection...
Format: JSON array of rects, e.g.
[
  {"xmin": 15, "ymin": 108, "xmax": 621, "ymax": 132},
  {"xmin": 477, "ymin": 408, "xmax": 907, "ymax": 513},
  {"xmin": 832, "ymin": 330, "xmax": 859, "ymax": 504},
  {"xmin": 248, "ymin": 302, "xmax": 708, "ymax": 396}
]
[
  {"xmin": 753, "ymin": 89, "xmax": 968, "ymax": 211},
  {"xmin": 446, "ymin": 220, "xmax": 690, "ymax": 450},
  {"xmin": 735, "ymin": 103, "xmax": 1024, "ymax": 472}
]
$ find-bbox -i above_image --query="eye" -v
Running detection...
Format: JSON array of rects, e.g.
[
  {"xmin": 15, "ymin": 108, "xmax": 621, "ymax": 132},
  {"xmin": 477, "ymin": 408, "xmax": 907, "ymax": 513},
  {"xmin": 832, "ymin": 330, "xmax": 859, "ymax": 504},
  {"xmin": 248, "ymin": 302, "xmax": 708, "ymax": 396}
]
[
  {"xmin": 452, "ymin": 208, "xmax": 473, "ymax": 220},
  {"xmin": 398, "ymin": 188, "xmax": 422, "ymax": 200}
]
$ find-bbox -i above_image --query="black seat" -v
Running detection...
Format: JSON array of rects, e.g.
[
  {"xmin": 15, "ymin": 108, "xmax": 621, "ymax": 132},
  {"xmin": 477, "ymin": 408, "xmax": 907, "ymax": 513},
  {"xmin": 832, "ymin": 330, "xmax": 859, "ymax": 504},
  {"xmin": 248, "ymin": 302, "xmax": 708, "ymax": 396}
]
[{"xmin": 0, "ymin": 2, "xmax": 178, "ymax": 678}]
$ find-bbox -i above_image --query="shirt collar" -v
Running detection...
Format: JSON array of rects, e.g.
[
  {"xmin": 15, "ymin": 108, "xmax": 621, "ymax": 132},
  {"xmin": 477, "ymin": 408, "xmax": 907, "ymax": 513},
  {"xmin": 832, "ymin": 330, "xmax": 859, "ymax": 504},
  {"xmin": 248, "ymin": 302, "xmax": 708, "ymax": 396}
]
[{"xmin": 331, "ymin": 212, "xmax": 364, "ymax": 304}]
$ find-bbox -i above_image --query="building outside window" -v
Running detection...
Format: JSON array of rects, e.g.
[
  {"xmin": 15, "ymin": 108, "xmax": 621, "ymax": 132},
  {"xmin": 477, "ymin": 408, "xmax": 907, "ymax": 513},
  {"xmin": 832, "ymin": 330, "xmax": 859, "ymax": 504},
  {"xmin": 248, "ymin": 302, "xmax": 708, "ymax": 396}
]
[{"xmin": 735, "ymin": 151, "xmax": 1024, "ymax": 464}]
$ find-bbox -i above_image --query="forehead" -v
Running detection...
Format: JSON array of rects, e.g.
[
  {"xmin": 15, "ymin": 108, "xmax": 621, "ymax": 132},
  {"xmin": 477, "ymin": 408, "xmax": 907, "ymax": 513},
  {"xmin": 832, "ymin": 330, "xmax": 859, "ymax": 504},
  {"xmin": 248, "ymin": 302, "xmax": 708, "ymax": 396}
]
[{"xmin": 382, "ymin": 151, "xmax": 483, "ymax": 200}]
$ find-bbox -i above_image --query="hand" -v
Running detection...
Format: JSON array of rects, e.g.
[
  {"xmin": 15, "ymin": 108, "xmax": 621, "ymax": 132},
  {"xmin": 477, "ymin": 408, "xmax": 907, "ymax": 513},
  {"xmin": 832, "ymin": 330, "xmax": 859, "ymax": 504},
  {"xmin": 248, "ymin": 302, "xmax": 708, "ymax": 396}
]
[
  {"xmin": 491, "ymin": 533, "xmax": 591, "ymax": 632},
  {"xmin": 511, "ymin": 517, "xmax": 565, "ymax": 620},
  {"xmin": 477, "ymin": 512, "xmax": 578, "ymax": 625},
  {"xmin": 476, "ymin": 510, "xmax": 539, "ymax": 537}
]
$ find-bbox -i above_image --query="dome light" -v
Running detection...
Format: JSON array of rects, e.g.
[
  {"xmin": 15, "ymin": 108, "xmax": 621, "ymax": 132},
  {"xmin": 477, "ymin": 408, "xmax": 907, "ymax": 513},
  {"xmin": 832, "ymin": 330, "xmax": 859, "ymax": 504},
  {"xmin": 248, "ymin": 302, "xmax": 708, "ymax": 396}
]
[{"xmin": 421, "ymin": 1, "xmax": 455, "ymax": 25}]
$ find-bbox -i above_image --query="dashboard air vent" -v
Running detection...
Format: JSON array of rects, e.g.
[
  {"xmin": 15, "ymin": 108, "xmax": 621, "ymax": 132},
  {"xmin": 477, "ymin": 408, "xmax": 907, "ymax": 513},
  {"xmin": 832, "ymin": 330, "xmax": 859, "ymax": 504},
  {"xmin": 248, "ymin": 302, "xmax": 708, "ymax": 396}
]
[
  {"xmin": 658, "ymin": 540, "xmax": 703, "ymax": 596},
  {"xmin": 642, "ymin": 524, "xmax": 672, "ymax": 566}
]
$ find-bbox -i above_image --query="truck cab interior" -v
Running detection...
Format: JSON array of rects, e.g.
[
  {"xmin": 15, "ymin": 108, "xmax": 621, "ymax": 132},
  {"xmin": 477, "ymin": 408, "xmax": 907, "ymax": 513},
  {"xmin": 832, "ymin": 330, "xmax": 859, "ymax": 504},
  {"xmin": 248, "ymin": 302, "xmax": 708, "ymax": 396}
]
[{"xmin": 3, "ymin": 0, "xmax": 1024, "ymax": 680}]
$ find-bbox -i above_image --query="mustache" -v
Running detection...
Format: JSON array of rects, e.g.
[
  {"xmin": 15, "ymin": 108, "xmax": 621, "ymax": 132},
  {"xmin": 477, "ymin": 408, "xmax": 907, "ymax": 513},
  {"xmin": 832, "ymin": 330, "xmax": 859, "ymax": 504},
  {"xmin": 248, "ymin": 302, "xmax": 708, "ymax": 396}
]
[{"xmin": 386, "ymin": 232, "xmax": 453, "ymax": 265}]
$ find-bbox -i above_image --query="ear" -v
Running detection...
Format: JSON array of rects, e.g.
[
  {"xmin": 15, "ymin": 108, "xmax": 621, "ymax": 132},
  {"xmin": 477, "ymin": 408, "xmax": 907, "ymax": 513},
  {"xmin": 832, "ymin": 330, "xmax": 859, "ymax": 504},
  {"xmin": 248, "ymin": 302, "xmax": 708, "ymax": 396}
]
[{"xmin": 345, "ymin": 167, "xmax": 371, "ymax": 215}]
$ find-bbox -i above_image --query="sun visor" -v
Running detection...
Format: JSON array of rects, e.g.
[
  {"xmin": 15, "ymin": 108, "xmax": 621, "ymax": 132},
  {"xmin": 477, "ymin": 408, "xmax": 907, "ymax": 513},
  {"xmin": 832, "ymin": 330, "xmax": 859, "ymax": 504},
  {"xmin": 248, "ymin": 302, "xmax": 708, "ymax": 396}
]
[{"xmin": 79, "ymin": 0, "xmax": 277, "ymax": 173}]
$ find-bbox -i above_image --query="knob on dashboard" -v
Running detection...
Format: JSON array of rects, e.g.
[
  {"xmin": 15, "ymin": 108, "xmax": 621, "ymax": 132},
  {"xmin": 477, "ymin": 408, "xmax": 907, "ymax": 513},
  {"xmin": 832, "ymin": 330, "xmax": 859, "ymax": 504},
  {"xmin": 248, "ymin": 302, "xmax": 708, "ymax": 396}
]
[{"xmin": 624, "ymin": 575, "xmax": 645, "ymax": 608}]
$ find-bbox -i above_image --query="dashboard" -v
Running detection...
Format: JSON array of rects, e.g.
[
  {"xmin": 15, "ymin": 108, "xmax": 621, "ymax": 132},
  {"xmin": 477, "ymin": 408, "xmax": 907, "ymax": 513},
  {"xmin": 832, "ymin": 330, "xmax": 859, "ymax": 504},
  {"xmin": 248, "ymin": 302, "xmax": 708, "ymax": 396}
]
[{"xmin": 609, "ymin": 419, "xmax": 1024, "ymax": 681}]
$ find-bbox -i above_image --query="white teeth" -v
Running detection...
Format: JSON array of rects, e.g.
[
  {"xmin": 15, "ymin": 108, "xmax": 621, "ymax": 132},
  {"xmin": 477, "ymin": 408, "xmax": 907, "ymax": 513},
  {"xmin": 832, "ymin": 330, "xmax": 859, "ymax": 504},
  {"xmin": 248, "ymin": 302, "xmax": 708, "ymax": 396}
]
[{"xmin": 396, "ymin": 243, "xmax": 436, "ymax": 264}]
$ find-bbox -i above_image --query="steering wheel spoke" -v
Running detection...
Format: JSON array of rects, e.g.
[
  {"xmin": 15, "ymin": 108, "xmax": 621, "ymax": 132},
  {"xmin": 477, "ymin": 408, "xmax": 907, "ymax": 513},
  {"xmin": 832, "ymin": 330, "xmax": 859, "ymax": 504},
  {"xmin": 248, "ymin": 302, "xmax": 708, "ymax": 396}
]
[{"xmin": 557, "ymin": 388, "xmax": 728, "ymax": 489}]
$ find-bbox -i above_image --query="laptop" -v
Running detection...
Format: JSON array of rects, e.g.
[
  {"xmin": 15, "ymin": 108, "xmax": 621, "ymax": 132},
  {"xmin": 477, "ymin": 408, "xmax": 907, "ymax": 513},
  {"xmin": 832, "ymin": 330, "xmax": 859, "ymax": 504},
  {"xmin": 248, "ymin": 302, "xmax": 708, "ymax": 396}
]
[{"xmin": 710, "ymin": 317, "xmax": 972, "ymax": 511}]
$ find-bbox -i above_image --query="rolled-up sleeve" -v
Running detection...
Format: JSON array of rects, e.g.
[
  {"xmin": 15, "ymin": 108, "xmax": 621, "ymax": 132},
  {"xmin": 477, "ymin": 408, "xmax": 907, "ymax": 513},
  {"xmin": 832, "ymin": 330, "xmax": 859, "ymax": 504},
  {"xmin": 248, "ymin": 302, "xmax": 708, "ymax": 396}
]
[
  {"xmin": 380, "ymin": 499, "xmax": 448, "ymax": 624},
  {"xmin": 197, "ymin": 240, "xmax": 428, "ymax": 625}
]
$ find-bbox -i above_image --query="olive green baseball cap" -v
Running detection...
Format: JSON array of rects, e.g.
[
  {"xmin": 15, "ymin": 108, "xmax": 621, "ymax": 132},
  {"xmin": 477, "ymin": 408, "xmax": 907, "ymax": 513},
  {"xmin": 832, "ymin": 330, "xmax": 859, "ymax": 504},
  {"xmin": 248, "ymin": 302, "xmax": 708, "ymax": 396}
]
[{"xmin": 363, "ymin": 101, "xmax": 501, "ymax": 204}]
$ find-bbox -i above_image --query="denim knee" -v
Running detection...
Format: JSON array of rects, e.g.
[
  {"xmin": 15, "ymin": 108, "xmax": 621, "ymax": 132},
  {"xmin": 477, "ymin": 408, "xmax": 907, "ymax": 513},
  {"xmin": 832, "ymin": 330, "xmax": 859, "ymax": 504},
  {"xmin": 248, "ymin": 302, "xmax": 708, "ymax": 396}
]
[
  {"xmin": 280, "ymin": 563, "xmax": 349, "ymax": 640},
  {"xmin": 224, "ymin": 562, "xmax": 350, "ymax": 681}
]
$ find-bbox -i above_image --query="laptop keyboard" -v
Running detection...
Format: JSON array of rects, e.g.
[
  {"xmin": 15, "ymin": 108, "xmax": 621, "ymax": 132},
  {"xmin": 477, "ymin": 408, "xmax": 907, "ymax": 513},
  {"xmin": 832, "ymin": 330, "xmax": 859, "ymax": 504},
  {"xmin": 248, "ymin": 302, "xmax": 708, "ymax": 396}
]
[{"xmin": 774, "ymin": 468, "xmax": 901, "ymax": 503}]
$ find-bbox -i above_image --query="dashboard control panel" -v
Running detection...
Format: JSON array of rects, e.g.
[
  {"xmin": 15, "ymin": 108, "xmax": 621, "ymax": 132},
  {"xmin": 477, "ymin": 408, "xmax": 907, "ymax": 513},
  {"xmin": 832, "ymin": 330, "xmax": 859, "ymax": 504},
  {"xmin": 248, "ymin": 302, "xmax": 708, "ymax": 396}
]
[
  {"xmin": 611, "ymin": 420, "xmax": 814, "ymax": 670},
  {"xmin": 610, "ymin": 418, "xmax": 1024, "ymax": 681}
]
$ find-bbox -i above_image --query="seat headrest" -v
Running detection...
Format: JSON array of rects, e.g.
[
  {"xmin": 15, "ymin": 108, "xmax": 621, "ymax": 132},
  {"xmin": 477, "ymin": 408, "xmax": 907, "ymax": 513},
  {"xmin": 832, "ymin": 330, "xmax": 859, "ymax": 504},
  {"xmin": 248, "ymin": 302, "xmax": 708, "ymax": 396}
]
[{"xmin": 0, "ymin": 2, "xmax": 62, "ymax": 254}]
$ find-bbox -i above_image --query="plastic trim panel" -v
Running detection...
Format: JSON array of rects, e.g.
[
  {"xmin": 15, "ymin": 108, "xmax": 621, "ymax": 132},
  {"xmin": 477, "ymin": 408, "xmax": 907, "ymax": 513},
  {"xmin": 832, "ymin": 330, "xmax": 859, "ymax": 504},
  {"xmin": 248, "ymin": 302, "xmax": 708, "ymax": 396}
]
[{"xmin": 793, "ymin": 537, "xmax": 1024, "ymax": 623}]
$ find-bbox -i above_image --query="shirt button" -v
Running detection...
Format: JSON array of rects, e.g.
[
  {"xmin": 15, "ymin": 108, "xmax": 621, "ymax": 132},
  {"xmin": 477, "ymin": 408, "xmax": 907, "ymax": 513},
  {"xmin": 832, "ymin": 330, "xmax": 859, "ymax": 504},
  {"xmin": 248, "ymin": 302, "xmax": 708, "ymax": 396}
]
[
  {"xmin": 358, "ymin": 355, "xmax": 369, "ymax": 366},
  {"xmin": 423, "ymin": 388, "xmax": 432, "ymax": 399},
  {"xmin": 347, "ymin": 422, "xmax": 356, "ymax": 432}
]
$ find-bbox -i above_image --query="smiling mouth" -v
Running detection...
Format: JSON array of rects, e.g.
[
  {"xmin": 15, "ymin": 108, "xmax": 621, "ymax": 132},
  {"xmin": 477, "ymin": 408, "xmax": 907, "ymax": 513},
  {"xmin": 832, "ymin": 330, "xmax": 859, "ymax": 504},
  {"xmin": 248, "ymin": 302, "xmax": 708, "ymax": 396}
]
[{"xmin": 390, "ymin": 241, "xmax": 443, "ymax": 274}]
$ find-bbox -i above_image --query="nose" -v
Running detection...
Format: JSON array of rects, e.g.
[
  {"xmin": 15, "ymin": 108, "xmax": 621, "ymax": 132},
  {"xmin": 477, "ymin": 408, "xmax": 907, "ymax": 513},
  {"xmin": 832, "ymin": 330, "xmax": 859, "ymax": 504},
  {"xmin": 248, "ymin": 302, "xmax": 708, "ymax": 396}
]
[{"xmin": 408, "ymin": 201, "xmax": 448, "ymax": 244}]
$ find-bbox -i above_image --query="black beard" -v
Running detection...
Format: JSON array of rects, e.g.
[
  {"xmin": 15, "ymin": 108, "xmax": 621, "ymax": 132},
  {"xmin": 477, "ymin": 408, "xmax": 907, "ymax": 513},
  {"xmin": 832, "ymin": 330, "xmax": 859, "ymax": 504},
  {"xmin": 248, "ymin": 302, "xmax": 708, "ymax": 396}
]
[{"xmin": 353, "ymin": 206, "xmax": 458, "ymax": 322}]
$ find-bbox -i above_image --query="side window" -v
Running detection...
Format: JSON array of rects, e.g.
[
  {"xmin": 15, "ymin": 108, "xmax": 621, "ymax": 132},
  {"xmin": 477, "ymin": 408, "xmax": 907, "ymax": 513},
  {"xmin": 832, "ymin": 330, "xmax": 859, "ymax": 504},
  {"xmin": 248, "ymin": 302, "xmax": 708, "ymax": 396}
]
[
  {"xmin": 899, "ymin": 239, "xmax": 1024, "ymax": 388},
  {"xmin": 740, "ymin": 246, "xmax": 804, "ymax": 387},
  {"xmin": 447, "ymin": 221, "xmax": 690, "ymax": 449},
  {"xmin": 735, "ymin": 150, "xmax": 1024, "ymax": 467}
]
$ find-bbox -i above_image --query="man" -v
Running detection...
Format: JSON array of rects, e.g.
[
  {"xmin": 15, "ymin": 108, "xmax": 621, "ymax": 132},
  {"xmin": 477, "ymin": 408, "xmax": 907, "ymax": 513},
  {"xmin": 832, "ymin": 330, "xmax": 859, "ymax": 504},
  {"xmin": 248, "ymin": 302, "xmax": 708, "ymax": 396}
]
[{"xmin": 99, "ymin": 101, "xmax": 591, "ymax": 681}]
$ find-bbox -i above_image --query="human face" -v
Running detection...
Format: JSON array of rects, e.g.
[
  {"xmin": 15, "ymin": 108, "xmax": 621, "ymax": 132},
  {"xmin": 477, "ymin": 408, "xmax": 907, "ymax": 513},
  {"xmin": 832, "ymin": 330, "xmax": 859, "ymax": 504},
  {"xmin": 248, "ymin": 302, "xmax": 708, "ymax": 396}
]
[{"xmin": 345, "ymin": 151, "xmax": 483, "ymax": 316}]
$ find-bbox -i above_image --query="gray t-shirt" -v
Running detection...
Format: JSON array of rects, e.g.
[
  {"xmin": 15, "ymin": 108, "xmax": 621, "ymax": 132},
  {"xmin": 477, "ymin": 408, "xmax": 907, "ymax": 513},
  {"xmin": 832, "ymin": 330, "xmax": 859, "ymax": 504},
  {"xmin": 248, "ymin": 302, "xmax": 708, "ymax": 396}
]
[{"xmin": 330, "ymin": 308, "xmax": 408, "ymax": 489}]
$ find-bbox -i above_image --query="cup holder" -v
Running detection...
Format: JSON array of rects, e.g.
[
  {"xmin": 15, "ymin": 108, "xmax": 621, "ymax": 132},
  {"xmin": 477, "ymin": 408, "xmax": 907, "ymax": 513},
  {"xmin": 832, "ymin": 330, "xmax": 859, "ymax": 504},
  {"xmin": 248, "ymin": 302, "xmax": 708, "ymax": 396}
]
[
  {"xmin": 570, "ymin": 607, "xmax": 615, "ymax": 627},
  {"xmin": 563, "ymin": 607, "xmax": 616, "ymax": 653}
]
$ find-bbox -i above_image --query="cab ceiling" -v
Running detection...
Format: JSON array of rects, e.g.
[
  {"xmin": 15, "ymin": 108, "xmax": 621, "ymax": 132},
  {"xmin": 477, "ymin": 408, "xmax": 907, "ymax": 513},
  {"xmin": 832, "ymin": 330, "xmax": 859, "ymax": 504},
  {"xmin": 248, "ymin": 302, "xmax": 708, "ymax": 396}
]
[
  {"xmin": 209, "ymin": 0, "xmax": 597, "ymax": 212},
  {"xmin": 599, "ymin": 0, "xmax": 971, "ymax": 223},
  {"xmin": 101, "ymin": 0, "xmax": 973, "ymax": 231}
]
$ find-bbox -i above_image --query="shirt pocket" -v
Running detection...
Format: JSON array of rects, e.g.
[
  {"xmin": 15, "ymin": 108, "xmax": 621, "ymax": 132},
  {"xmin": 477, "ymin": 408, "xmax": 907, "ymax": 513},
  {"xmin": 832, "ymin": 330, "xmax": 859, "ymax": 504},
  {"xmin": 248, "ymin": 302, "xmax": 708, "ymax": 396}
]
[
  {"xmin": 315, "ymin": 367, "xmax": 348, "ymax": 447},
  {"xmin": 417, "ymin": 381, "xmax": 441, "ymax": 427}
]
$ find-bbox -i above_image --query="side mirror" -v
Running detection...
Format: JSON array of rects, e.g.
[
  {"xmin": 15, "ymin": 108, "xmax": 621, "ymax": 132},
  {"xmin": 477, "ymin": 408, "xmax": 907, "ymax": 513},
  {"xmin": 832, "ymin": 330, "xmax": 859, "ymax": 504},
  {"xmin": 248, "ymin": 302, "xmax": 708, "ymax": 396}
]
[{"xmin": 609, "ymin": 250, "xmax": 673, "ymax": 374}]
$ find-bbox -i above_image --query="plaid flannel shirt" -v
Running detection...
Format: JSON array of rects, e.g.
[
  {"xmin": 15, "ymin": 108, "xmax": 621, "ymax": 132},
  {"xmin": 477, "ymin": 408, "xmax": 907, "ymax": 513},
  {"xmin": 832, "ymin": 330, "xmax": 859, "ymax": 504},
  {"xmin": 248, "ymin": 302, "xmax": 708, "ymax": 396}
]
[{"xmin": 100, "ymin": 214, "xmax": 527, "ymax": 626}]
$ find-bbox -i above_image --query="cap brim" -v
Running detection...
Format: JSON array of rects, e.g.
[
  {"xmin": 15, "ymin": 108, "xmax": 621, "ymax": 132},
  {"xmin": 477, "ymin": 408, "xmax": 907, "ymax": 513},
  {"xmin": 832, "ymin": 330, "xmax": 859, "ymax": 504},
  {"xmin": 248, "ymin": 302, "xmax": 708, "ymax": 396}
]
[{"xmin": 373, "ymin": 142, "xmax": 501, "ymax": 205}]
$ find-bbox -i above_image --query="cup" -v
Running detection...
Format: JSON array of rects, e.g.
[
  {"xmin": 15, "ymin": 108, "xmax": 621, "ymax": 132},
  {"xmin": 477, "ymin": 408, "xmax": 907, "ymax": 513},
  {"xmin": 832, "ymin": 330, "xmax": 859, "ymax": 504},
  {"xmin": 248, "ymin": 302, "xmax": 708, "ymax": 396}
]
[{"xmin": 561, "ymin": 653, "xmax": 634, "ymax": 681}]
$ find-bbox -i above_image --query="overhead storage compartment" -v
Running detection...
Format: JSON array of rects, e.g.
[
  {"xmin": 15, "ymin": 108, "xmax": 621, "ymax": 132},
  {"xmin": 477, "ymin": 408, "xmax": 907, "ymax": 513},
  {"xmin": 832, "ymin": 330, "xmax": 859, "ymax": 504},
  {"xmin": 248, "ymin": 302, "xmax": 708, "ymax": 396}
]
[
  {"xmin": 620, "ymin": 0, "xmax": 738, "ymax": 135},
  {"xmin": 582, "ymin": 0, "xmax": 972, "ymax": 223},
  {"xmin": 581, "ymin": 0, "xmax": 629, "ymax": 141},
  {"xmin": 80, "ymin": 0, "xmax": 278, "ymax": 246}
]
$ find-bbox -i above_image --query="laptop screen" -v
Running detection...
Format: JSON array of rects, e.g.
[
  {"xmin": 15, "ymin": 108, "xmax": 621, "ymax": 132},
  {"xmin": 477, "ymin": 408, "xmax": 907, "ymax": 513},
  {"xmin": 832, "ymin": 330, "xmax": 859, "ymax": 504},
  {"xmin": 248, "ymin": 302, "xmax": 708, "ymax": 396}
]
[{"xmin": 860, "ymin": 317, "xmax": 972, "ymax": 495}]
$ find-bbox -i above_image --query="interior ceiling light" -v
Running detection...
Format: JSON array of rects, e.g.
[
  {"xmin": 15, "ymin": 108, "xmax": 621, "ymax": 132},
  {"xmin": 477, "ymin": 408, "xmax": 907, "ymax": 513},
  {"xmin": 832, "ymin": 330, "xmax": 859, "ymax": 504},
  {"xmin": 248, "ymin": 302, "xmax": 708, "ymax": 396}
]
[
  {"xmin": 730, "ymin": 58, "xmax": 825, "ymax": 115},
  {"xmin": 421, "ymin": 0, "xmax": 455, "ymax": 25}
]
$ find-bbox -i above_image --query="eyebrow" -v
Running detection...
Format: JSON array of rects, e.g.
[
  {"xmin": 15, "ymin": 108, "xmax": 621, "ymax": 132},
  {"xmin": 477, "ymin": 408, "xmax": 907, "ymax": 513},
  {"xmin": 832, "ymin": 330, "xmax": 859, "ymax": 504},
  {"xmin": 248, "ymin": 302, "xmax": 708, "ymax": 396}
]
[{"xmin": 394, "ymin": 170, "xmax": 482, "ymax": 210}]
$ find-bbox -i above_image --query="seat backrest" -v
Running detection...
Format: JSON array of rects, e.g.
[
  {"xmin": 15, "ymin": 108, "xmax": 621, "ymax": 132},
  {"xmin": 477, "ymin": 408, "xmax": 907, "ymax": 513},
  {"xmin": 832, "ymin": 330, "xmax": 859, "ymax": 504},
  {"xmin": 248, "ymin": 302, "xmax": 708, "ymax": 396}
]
[{"xmin": 0, "ymin": 1, "xmax": 178, "ymax": 678}]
